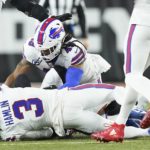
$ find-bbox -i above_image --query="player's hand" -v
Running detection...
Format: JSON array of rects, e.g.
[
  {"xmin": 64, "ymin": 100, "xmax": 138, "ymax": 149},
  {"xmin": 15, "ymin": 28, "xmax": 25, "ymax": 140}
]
[{"xmin": 51, "ymin": 13, "xmax": 72, "ymax": 22}]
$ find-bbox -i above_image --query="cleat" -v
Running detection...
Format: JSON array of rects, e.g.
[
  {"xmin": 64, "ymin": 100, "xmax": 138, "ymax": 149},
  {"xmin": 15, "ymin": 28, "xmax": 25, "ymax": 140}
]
[
  {"xmin": 140, "ymin": 110, "xmax": 150, "ymax": 129},
  {"xmin": 91, "ymin": 123, "xmax": 125, "ymax": 143}
]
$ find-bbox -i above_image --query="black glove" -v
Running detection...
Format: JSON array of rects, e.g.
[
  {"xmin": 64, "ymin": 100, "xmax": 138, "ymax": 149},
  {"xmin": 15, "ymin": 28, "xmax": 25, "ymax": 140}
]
[{"xmin": 51, "ymin": 13, "xmax": 72, "ymax": 22}]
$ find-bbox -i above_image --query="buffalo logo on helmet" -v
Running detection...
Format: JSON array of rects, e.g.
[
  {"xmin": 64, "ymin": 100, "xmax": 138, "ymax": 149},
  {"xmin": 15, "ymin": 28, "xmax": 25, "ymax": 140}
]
[{"xmin": 49, "ymin": 27, "xmax": 64, "ymax": 39}]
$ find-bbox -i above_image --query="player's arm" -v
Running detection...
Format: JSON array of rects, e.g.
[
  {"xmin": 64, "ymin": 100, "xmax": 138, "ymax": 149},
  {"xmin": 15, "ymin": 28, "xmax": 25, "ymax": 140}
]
[
  {"xmin": 10, "ymin": 0, "xmax": 72, "ymax": 22},
  {"xmin": 58, "ymin": 43, "xmax": 86, "ymax": 89},
  {"xmin": 58, "ymin": 65, "xmax": 84, "ymax": 89},
  {"xmin": 20, "ymin": 128, "xmax": 53, "ymax": 140},
  {"xmin": 10, "ymin": 0, "xmax": 48, "ymax": 21},
  {"xmin": 4, "ymin": 58, "xmax": 32, "ymax": 87}
]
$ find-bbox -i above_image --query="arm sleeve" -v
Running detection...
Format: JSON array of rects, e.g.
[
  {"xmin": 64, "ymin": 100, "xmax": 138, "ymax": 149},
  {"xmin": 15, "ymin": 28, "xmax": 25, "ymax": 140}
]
[
  {"xmin": 76, "ymin": 0, "xmax": 88, "ymax": 38},
  {"xmin": 20, "ymin": 128, "xmax": 54, "ymax": 140},
  {"xmin": 10, "ymin": 0, "xmax": 48, "ymax": 21},
  {"xmin": 58, "ymin": 67, "xmax": 83, "ymax": 89}
]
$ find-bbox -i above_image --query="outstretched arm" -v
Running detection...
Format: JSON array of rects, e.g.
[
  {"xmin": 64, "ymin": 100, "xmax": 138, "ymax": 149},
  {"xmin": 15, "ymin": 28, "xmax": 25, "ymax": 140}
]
[
  {"xmin": 10, "ymin": 0, "xmax": 72, "ymax": 22},
  {"xmin": 10, "ymin": 0, "xmax": 48, "ymax": 21},
  {"xmin": 4, "ymin": 58, "xmax": 32, "ymax": 87}
]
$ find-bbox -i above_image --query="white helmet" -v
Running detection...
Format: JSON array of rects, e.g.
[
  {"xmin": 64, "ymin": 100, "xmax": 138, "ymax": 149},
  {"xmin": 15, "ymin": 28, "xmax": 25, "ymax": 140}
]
[{"xmin": 34, "ymin": 17, "xmax": 66, "ymax": 61}]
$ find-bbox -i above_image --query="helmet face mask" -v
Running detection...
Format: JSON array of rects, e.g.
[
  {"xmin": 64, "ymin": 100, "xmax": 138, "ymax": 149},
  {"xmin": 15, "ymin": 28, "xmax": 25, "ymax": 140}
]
[
  {"xmin": 34, "ymin": 18, "xmax": 65, "ymax": 61},
  {"xmin": 40, "ymin": 42, "xmax": 62, "ymax": 61},
  {"xmin": 41, "ymin": 45, "xmax": 57, "ymax": 56}
]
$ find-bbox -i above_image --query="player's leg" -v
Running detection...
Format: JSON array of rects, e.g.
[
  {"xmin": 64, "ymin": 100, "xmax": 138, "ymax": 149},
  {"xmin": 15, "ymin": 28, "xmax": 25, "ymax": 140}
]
[
  {"xmin": 99, "ymin": 101, "xmax": 149, "ymax": 139},
  {"xmin": 63, "ymin": 108, "xmax": 113, "ymax": 134},
  {"xmin": 127, "ymin": 55, "xmax": 150, "ymax": 129},
  {"xmin": 117, "ymin": 24, "xmax": 150, "ymax": 123},
  {"xmin": 124, "ymin": 126, "xmax": 150, "ymax": 139},
  {"xmin": 92, "ymin": 24, "xmax": 150, "ymax": 142}
]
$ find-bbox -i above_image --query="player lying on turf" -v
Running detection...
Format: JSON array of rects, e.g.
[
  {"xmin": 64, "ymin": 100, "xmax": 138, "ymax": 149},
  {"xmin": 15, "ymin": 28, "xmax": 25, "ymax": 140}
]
[{"xmin": 0, "ymin": 82, "xmax": 150, "ymax": 141}]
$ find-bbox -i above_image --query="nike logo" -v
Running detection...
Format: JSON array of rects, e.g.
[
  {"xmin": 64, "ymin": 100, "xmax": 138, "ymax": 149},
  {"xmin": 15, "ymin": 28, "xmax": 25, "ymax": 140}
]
[{"xmin": 109, "ymin": 129, "xmax": 117, "ymax": 136}]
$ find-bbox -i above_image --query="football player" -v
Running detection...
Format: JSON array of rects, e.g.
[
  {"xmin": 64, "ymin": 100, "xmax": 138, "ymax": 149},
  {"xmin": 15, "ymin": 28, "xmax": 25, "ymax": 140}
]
[
  {"xmin": 4, "ymin": 17, "xmax": 111, "ymax": 89},
  {"xmin": 0, "ymin": 83, "xmax": 150, "ymax": 141},
  {"xmin": 91, "ymin": 0, "xmax": 150, "ymax": 142}
]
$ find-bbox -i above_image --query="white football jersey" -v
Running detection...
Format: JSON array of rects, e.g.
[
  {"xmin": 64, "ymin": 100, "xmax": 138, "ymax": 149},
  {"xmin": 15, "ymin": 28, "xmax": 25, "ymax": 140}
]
[
  {"xmin": 0, "ymin": 87, "xmax": 65, "ymax": 140},
  {"xmin": 130, "ymin": 0, "xmax": 150, "ymax": 26},
  {"xmin": 23, "ymin": 37, "xmax": 111, "ymax": 83}
]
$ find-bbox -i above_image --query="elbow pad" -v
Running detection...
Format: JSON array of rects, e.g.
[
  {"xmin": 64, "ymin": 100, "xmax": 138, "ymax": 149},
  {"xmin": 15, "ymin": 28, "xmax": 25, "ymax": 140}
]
[{"xmin": 58, "ymin": 67, "xmax": 83, "ymax": 89}]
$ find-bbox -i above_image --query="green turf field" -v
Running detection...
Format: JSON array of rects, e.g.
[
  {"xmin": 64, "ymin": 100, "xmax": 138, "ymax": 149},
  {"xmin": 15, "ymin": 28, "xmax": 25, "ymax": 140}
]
[{"xmin": 0, "ymin": 134, "xmax": 150, "ymax": 150}]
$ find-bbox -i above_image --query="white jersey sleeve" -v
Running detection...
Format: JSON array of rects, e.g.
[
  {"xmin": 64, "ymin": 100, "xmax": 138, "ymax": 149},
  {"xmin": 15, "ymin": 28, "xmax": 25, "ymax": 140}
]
[{"xmin": 56, "ymin": 39, "xmax": 87, "ymax": 68}]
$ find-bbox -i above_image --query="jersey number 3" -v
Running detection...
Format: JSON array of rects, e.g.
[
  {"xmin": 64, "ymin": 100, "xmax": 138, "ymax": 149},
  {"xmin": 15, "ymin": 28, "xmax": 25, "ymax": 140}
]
[{"xmin": 13, "ymin": 98, "xmax": 44, "ymax": 119}]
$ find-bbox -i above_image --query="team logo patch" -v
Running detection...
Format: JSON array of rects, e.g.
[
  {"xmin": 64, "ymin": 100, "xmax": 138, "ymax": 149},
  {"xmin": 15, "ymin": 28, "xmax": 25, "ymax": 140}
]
[
  {"xmin": 32, "ymin": 57, "xmax": 42, "ymax": 65},
  {"xmin": 49, "ymin": 27, "xmax": 64, "ymax": 39}
]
